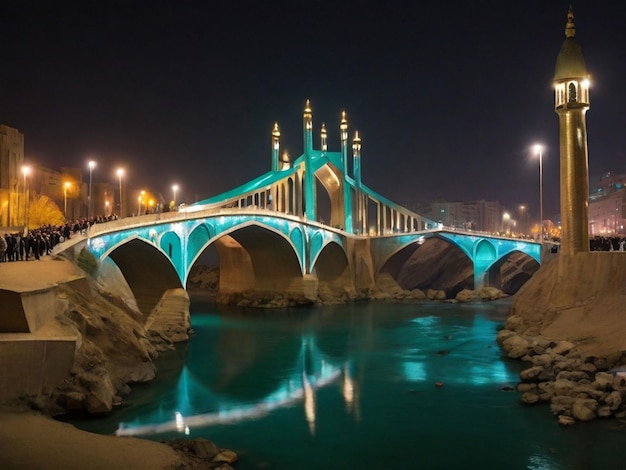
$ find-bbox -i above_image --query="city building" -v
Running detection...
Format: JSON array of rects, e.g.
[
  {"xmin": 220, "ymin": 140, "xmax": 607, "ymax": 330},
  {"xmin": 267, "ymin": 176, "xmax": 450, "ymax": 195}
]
[
  {"xmin": 588, "ymin": 171, "xmax": 626, "ymax": 236},
  {"xmin": 429, "ymin": 199, "xmax": 502, "ymax": 233},
  {"xmin": 0, "ymin": 125, "xmax": 25, "ymax": 227}
]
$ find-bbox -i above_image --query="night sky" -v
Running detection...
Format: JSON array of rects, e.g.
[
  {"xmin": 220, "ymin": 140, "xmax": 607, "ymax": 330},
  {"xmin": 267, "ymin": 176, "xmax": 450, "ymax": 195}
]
[{"xmin": 1, "ymin": 1, "xmax": 625, "ymax": 221}]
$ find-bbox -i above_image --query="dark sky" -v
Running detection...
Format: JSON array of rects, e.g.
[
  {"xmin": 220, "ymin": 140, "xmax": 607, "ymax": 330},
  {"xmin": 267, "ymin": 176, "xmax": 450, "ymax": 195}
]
[{"xmin": 1, "ymin": 1, "xmax": 625, "ymax": 220}]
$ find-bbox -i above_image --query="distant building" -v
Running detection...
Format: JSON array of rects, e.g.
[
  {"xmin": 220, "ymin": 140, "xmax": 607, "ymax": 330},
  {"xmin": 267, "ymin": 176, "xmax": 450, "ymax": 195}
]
[
  {"xmin": 429, "ymin": 200, "xmax": 502, "ymax": 233},
  {"xmin": 0, "ymin": 125, "xmax": 25, "ymax": 227},
  {"xmin": 588, "ymin": 171, "xmax": 626, "ymax": 236}
]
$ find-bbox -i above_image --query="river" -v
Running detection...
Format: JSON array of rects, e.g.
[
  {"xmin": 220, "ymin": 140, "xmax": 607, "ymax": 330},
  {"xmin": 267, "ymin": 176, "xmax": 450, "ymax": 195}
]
[{"xmin": 64, "ymin": 299, "xmax": 626, "ymax": 469}]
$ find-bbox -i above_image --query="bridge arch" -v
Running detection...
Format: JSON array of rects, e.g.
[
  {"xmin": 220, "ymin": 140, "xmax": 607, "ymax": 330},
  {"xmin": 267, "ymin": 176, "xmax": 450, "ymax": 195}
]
[
  {"xmin": 202, "ymin": 223, "xmax": 306, "ymax": 299},
  {"xmin": 107, "ymin": 238, "xmax": 182, "ymax": 317}
]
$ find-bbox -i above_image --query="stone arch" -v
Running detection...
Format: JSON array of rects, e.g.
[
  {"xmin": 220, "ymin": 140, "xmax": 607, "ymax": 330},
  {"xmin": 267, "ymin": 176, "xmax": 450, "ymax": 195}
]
[
  {"xmin": 314, "ymin": 241, "xmax": 350, "ymax": 284},
  {"xmin": 484, "ymin": 249, "xmax": 540, "ymax": 294},
  {"xmin": 108, "ymin": 238, "xmax": 182, "ymax": 318},
  {"xmin": 216, "ymin": 224, "xmax": 304, "ymax": 298},
  {"xmin": 379, "ymin": 235, "xmax": 473, "ymax": 297}
]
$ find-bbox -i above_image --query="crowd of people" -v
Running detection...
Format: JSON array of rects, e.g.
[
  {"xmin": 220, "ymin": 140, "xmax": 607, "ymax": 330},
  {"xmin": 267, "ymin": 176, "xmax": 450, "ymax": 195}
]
[
  {"xmin": 590, "ymin": 236, "xmax": 626, "ymax": 252},
  {"xmin": 0, "ymin": 214, "xmax": 119, "ymax": 264}
]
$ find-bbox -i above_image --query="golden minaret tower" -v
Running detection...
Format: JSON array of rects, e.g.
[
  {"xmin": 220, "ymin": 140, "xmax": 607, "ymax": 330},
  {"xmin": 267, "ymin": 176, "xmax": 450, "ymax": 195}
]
[{"xmin": 554, "ymin": 6, "xmax": 591, "ymax": 255}]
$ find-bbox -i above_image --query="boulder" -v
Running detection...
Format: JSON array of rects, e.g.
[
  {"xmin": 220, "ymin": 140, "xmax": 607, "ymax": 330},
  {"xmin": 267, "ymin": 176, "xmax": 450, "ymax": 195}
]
[
  {"xmin": 502, "ymin": 335, "xmax": 530, "ymax": 358},
  {"xmin": 595, "ymin": 372, "xmax": 615, "ymax": 390},
  {"xmin": 520, "ymin": 366, "xmax": 544, "ymax": 381},
  {"xmin": 571, "ymin": 398, "xmax": 597, "ymax": 422}
]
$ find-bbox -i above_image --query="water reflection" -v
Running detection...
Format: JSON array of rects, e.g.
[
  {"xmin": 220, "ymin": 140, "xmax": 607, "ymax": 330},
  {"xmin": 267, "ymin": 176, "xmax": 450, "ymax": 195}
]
[
  {"xmin": 117, "ymin": 333, "xmax": 352, "ymax": 437},
  {"xmin": 116, "ymin": 302, "xmax": 514, "ymax": 438}
]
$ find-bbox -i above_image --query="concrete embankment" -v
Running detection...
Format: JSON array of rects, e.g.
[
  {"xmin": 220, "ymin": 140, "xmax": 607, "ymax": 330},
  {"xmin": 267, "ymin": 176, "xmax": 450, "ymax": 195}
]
[{"xmin": 0, "ymin": 254, "xmax": 84, "ymax": 403}]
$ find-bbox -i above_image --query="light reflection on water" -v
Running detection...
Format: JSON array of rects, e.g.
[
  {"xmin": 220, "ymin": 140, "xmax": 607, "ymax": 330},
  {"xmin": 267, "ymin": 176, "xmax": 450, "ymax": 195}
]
[{"xmin": 63, "ymin": 299, "xmax": 626, "ymax": 469}]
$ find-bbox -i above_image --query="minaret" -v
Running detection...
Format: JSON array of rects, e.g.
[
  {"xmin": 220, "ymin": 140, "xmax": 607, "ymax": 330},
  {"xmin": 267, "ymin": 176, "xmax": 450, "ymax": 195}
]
[
  {"xmin": 303, "ymin": 100, "xmax": 315, "ymax": 220},
  {"xmin": 554, "ymin": 6, "xmax": 590, "ymax": 255},
  {"xmin": 340, "ymin": 111, "xmax": 348, "ymax": 173},
  {"xmin": 340, "ymin": 111, "xmax": 352, "ymax": 232},
  {"xmin": 271, "ymin": 123, "xmax": 280, "ymax": 172},
  {"xmin": 352, "ymin": 131, "xmax": 362, "ymax": 187},
  {"xmin": 320, "ymin": 123, "xmax": 327, "ymax": 155}
]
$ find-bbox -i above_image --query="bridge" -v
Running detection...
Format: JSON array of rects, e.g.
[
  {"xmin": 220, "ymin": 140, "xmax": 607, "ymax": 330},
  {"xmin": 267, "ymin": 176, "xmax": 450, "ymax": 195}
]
[{"xmin": 85, "ymin": 101, "xmax": 541, "ymax": 315}]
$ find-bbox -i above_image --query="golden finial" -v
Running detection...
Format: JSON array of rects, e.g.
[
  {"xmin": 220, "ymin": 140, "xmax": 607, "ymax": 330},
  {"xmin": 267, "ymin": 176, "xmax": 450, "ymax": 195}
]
[
  {"xmin": 321, "ymin": 122, "xmax": 327, "ymax": 135},
  {"xmin": 304, "ymin": 99, "xmax": 312, "ymax": 116},
  {"xmin": 352, "ymin": 130, "xmax": 361, "ymax": 152},
  {"xmin": 272, "ymin": 122, "xmax": 280, "ymax": 138},
  {"xmin": 565, "ymin": 5, "xmax": 575, "ymax": 38}
]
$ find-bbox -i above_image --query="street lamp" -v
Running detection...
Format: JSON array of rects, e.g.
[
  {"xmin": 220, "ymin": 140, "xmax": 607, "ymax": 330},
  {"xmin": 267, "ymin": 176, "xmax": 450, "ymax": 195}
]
[
  {"xmin": 502, "ymin": 212, "xmax": 510, "ymax": 234},
  {"xmin": 88, "ymin": 160, "xmax": 96, "ymax": 220},
  {"xmin": 64, "ymin": 182, "xmax": 71, "ymax": 220},
  {"xmin": 172, "ymin": 184, "xmax": 179, "ymax": 208},
  {"xmin": 21, "ymin": 165, "xmax": 31, "ymax": 231},
  {"xmin": 534, "ymin": 144, "xmax": 544, "ymax": 243},
  {"xmin": 116, "ymin": 168, "xmax": 124, "ymax": 217}
]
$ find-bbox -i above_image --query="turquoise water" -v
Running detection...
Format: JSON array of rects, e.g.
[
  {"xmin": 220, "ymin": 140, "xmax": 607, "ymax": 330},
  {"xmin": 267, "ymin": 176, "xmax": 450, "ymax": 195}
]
[{"xmin": 66, "ymin": 300, "xmax": 626, "ymax": 469}]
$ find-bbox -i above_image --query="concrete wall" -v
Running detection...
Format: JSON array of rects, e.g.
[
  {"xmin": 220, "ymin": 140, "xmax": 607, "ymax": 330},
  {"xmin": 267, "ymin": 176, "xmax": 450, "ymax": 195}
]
[{"xmin": 0, "ymin": 337, "xmax": 76, "ymax": 402}]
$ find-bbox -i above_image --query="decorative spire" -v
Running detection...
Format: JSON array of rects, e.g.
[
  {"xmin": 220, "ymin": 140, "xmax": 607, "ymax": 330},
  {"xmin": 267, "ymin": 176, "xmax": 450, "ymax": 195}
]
[
  {"xmin": 565, "ymin": 5, "xmax": 575, "ymax": 38},
  {"xmin": 304, "ymin": 99, "xmax": 312, "ymax": 130},
  {"xmin": 272, "ymin": 122, "xmax": 280, "ymax": 140},
  {"xmin": 352, "ymin": 130, "xmax": 361, "ymax": 151},
  {"xmin": 321, "ymin": 123, "xmax": 327, "ymax": 153},
  {"xmin": 340, "ymin": 111, "xmax": 348, "ymax": 142}
]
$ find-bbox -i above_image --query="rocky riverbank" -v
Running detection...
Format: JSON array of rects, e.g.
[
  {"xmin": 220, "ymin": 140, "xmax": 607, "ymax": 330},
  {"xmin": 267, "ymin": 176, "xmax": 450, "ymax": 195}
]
[{"xmin": 497, "ymin": 252, "xmax": 626, "ymax": 425}]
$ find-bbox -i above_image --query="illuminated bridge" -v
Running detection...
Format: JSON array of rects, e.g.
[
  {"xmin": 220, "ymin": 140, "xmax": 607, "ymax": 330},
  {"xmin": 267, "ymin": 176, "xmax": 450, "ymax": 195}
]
[{"xmin": 85, "ymin": 101, "xmax": 541, "ymax": 316}]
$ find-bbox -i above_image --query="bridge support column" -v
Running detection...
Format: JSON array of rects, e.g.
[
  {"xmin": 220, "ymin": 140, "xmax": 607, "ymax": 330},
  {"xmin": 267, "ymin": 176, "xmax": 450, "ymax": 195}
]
[{"xmin": 473, "ymin": 263, "xmax": 489, "ymax": 290}]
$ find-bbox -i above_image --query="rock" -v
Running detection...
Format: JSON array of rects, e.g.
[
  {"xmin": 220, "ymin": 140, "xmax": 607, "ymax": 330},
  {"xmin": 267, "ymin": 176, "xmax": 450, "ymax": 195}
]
[
  {"xmin": 595, "ymin": 372, "xmax": 615, "ymax": 390},
  {"xmin": 409, "ymin": 288, "xmax": 426, "ymax": 300},
  {"xmin": 502, "ymin": 335, "xmax": 530, "ymax": 358},
  {"xmin": 85, "ymin": 390, "xmax": 113, "ymax": 414},
  {"xmin": 496, "ymin": 329, "xmax": 517, "ymax": 344},
  {"xmin": 520, "ymin": 366, "xmax": 544, "ymax": 381},
  {"xmin": 553, "ymin": 379, "xmax": 576, "ymax": 396},
  {"xmin": 426, "ymin": 289, "xmax": 446, "ymax": 300},
  {"xmin": 550, "ymin": 341, "xmax": 577, "ymax": 356},
  {"xmin": 604, "ymin": 391, "xmax": 622, "ymax": 410},
  {"xmin": 190, "ymin": 438, "xmax": 219, "ymax": 460},
  {"xmin": 517, "ymin": 383, "xmax": 537, "ymax": 393},
  {"xmin": 558, "ymin": 415, "xmax": 576, "ymax": 426},
  {"xmin": 531, "ymin": 354, "xmax": 554, "ymax": 367},
  {"xmin": 521, "ymin": 391, "xmax": 540, "ymax": 404},
  {"xmin": 571, "ymin": 398, "xmax": 598, "ymax": 422},
  {"xmin": 455, "ymin": 289, "xmax": 478, "ymax": 303},
  {"xmin": 550, "ymin": 395, "xmax": 576, "ymax": 415},
  {"xmin": 213, "ymin": 450, "xmax": 238, "ymax": 464},
  {"xmin": 597, "ymin": 406, "xmax": 613, "ymax": 418}
]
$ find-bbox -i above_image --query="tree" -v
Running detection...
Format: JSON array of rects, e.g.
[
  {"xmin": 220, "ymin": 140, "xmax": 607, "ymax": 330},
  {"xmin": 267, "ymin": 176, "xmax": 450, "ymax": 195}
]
[{"xmin": 28, "ymin": 194, "xmax": 64, "ymax": 228}]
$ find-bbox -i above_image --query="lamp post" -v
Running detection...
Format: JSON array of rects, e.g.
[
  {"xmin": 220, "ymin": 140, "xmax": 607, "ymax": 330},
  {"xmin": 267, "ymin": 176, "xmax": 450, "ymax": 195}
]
[
  {"xmin": 22, "ymin": 165, "xmax": 30, "ymax": 231},
  {"xmin": 88, "ymin": 160, "xmax": 96, "ymax": 220},
  {"xmin": 172, "ymin": 184, "xmax": 179, "ymax": 208},
  {"xmin": 534, "ymin": 144, "xmax": 544, "ymax": 243},
  {"xmin": 502, "ymin": 212, "xmax": 510, "ymax": 235},
  {"xmin": 64, "ymin": 182, "xmax": 71, "ymax": 221},
  {"xmin": 116, "ymin": 168, "xmax": 124, "ymax": 217}
]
